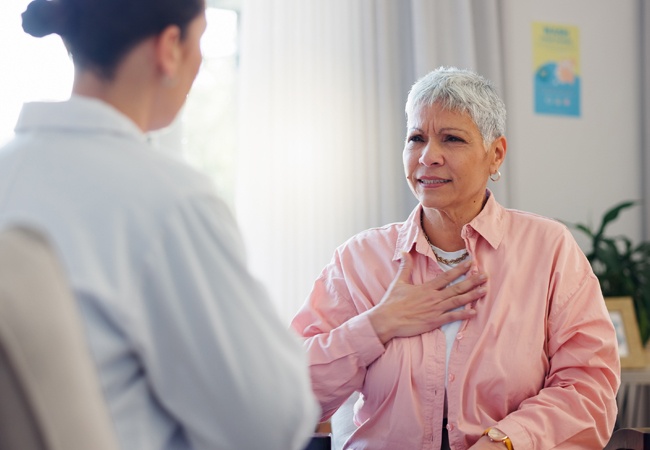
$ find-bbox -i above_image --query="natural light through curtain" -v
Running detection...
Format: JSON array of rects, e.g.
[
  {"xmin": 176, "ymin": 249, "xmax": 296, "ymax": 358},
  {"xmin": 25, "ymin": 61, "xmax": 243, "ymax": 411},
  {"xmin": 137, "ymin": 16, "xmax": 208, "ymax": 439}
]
[
  {"xmin": 237, "ymin": 0, "xmax": 506, "ymax": 323},
  {"xmin": 165, "ymin": 8, "xmax": 240, "ymax": 207},
  {"xmin": 0, "ymin": 1, "xmax": 73, "ymax": 146},
  {"xmin": 0, "ymin": 3, "xmax": 239, "ymax": 207}
]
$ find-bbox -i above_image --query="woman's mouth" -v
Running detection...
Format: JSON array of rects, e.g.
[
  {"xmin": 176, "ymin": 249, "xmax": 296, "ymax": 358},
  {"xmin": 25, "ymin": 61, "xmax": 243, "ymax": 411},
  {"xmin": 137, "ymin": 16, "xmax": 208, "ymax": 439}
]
[{"xmin": 419, "ymin": 178, "xmax": 451, "ymax": 185}]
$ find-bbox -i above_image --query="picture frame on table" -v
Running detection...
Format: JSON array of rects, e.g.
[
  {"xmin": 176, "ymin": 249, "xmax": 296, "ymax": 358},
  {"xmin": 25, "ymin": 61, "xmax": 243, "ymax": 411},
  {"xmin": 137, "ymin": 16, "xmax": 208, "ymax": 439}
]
[{"xmin": 605, "ymin": 297, "xmax": 647, "ymax": 369}]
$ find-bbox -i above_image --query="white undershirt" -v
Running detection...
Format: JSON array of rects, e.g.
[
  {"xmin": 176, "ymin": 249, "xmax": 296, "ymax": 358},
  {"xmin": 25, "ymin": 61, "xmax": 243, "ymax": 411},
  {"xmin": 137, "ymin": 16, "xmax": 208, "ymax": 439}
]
[{"xmin": 430, "ymin": 244, "xmax": 468, "ymax": 417}]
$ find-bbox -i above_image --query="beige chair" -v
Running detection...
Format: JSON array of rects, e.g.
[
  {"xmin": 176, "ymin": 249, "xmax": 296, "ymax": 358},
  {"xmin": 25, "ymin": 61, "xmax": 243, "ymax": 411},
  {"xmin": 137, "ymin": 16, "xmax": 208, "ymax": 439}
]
[{"xmin": 0, "ymin": 226, "xmax": 120, "ymax": 450}]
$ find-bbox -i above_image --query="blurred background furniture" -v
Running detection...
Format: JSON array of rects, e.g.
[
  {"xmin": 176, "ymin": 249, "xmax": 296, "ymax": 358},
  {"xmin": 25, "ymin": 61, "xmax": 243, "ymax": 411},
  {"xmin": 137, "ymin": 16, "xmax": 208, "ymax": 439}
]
[
  {"xmin": 604, "ymin": 428, "xmax": 650, "ymax": 450},
  {"xmin": 617, "ymin": 367, "xmax": 650, "ymax": 429},
  {"xmin": 0, "ymin": 226, "xmax": 119, "ymax": 450},
  {"xmin": 304, "ymin": 433, "xmax": 331, "ymax": 450}
]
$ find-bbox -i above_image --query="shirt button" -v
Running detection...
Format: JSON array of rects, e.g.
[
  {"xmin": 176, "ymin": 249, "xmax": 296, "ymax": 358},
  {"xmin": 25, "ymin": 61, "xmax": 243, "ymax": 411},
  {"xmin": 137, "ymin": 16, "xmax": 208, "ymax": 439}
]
[
  {"xmin": 456, "ymin": 332, "xmax": 464, "ymax": 340},
  {"xmin": 448, "ymin": 373, "xmax": 455, "ymax": 382},
  {"xmin": 446, "ymin": 423, "xmax": 454, "ymax": 431}
]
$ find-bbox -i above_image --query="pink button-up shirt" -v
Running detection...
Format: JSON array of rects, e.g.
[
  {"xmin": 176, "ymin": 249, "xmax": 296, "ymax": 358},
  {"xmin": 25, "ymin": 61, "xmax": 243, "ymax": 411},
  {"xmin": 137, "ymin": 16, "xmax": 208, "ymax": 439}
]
[{"xmin": 291, "ymin": 192, "xmax": 620, "ymax": 449}]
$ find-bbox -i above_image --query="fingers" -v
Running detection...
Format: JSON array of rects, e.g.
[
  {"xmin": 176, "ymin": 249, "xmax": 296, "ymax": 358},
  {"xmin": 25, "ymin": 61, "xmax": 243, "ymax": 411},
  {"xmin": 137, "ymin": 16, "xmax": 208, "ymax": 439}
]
[
  {"xmin": 443, "ymin": 281, "xmax": 487, "ymax": 310},
  {"xmin": 427, "ymin": 259, "xmax": 474, "ymax": 289},
  {"xmin": 441, "ymin": 305, "xmax": 477, "ymax": 322},
  {"xmin": 369, "ymin": 253, "xmax": 486, "ymax": 343},
  {"xmin": 449, "ymin": 271, "xmax": 487, "ymax": 296},
  {"xmin": 395, "ymin": 251, "xmax": 414, "ymax": 284},
  {"xmin": 425, "ymin": 261, "xmax": 487, "ymax": 309},
  {"xmin": 398, "ymin": 253, "xmax": 486, "ymax": 301}
]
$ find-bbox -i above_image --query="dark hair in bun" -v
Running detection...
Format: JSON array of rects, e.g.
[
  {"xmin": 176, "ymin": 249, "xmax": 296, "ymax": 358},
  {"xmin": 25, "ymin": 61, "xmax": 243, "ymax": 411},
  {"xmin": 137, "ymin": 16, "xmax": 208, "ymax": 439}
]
[
  {"xmin": 22, "ymin": 0, "xmax": 69, "ymax": 38},
  {"xmin": 21, "ymin": 0, "xmax": 205, "ymax": 80}
]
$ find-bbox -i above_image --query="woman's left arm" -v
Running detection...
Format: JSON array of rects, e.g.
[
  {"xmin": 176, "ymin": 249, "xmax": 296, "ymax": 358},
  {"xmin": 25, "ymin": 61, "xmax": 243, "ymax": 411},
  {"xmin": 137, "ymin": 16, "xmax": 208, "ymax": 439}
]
[{"xmin": 487, "ymin": 270, "xmax": 620, "ymax": 449}]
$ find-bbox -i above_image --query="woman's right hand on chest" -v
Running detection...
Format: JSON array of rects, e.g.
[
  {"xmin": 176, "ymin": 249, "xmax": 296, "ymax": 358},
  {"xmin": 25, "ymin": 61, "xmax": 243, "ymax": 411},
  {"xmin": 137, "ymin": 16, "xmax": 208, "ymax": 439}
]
[{"xmin": 364, "ymin": 252, "xmax": 487, "ymax": 344}]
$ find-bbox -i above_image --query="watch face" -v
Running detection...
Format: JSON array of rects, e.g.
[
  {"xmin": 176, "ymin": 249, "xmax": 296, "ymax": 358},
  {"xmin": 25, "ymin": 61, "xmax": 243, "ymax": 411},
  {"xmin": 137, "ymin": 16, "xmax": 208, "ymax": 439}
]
[{"xmin": 488, "ymin": 428, "xmax": 508, "ymax": 441}]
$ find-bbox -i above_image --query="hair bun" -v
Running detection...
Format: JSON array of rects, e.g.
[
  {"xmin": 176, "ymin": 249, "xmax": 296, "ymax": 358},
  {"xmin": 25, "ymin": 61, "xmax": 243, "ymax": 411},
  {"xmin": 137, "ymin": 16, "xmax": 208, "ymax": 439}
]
[{"xmin": 22, "ymin": 0, "xmax": 67, "ymax": 38}]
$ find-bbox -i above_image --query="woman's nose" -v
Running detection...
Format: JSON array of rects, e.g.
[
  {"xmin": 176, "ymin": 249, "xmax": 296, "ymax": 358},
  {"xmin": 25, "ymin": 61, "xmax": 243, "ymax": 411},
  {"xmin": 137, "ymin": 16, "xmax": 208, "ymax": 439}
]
[{"xmin": 419, "ymin": 143, "xmax": 443, "ymax": 166}]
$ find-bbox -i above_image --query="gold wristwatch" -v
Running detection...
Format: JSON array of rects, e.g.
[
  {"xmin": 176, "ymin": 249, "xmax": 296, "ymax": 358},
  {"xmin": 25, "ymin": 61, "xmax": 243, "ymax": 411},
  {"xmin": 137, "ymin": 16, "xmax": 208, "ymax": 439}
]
[{"xmin": 482, "ymin": 427, "xmax": 513, "ymax": 450}]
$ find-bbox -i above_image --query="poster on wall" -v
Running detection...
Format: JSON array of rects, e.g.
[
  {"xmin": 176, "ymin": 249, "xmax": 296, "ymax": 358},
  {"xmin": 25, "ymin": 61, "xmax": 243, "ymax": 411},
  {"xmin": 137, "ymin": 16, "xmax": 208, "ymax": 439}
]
[{"xmin": 532, "ymin": 22, "xmax": 580, "ymax": 117}]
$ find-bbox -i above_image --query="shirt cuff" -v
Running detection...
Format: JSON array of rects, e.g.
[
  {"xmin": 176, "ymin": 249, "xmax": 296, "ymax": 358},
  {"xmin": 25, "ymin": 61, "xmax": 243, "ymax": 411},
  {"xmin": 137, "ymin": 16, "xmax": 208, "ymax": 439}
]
[
  {"xmin": 496, "ymin": 419, "xmax": 532, "ymax": 450},
  {"xmin": 343, "ymin": 313, "xmax": 386, "ymax": 367}
]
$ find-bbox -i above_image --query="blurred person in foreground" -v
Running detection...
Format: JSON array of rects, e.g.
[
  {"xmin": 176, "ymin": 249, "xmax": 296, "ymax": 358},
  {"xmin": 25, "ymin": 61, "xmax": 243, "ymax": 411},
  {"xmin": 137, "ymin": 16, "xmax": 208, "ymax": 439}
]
[
  {"xmin": 291, "ymin": 66, "xmax": 620, "ymax": 449},
  {"xmin": 0, "ymin": 0, "xmax": 319, "ymax": 448}
]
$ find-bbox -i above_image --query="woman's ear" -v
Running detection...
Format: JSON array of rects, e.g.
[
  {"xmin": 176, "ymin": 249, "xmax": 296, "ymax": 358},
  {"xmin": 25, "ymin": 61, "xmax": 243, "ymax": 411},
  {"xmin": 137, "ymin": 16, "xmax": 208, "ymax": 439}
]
[
  {"xmin": 154, "ymin": 24, "xmax": 183, "ymax": 83},
  {"xmin": 491, "ymin": 135, "xmax": 507, "ymax": 169}
]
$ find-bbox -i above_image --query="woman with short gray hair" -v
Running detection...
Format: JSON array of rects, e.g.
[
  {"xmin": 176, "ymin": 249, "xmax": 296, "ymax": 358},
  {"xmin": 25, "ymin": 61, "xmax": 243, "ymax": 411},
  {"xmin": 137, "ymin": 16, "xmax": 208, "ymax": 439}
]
[{"xmin": 292, "ymin": 67, "xmax": 619, "ymax": 449}]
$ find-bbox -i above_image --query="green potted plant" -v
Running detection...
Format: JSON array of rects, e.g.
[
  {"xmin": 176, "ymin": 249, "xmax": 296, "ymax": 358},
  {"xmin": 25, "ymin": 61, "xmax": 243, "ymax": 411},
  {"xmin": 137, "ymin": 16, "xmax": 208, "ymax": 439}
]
[{"xmin": 567, "ymin": 201, "xmax": 650, "ymax": 346}]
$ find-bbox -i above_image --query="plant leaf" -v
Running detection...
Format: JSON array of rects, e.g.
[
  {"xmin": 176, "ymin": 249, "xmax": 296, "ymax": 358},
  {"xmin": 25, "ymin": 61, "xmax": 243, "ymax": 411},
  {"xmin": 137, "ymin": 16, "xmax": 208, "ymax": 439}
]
[{"xmin": 595, "ymin": 201, "xmax": 637, "ymax": 239}]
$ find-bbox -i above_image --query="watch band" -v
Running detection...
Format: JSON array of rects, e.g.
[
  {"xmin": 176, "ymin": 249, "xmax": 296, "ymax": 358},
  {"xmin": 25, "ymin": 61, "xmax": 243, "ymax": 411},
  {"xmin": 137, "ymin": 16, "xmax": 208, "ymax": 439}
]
[{"xmin": 482, "ymin": 427, "xmax": 513, "ymax": 450}]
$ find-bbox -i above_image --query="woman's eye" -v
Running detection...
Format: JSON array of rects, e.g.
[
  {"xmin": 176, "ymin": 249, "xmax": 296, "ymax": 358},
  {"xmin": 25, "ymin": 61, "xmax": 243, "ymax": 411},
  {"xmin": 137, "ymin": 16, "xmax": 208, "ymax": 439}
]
[
  {"xmin": 444, "ymin": 135, "xmax": 465, "ymax": 143},
  {"xmin": 407, "ymin": 135, "xmax": 424, "ymax": 143}
]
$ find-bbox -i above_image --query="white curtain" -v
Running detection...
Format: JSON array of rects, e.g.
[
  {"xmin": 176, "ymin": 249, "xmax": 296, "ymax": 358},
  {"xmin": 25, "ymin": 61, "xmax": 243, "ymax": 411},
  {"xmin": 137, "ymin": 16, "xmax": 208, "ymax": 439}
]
[{"xmin": 236, "ymin": 0, "xmax": 507, "ymax": 323}]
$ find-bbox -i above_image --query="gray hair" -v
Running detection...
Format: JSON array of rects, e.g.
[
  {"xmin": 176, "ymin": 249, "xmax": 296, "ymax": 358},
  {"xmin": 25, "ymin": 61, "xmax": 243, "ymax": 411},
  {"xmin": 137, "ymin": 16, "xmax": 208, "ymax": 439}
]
[{"xmin": 405, "ymin": 67, "xmax": 506, "ymax": 146}]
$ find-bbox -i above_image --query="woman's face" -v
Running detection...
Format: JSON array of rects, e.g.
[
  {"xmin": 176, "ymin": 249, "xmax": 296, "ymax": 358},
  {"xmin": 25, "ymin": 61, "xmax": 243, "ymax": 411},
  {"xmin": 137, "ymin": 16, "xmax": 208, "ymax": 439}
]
[{"xmin": 403, "ymin": 101, "xmax": 506, "ymax": 218}]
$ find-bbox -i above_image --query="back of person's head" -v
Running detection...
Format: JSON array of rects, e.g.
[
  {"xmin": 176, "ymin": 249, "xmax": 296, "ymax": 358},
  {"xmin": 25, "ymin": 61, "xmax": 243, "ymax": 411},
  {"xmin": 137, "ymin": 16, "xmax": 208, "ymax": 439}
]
[
  {"xmin": 21, "ymin": 0, "xmax": 205, "ymax": 80},
  {"xmin": 405, "ymin": 66, "xmax": 506, "ymax": 146}
]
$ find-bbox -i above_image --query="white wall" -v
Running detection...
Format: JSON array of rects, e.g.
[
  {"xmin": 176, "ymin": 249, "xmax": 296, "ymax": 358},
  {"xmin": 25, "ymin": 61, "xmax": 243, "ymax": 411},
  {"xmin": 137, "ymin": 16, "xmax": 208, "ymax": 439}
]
[{"xmin": 500, "ymin": 0, "xmax": 643, "ymax": 249}]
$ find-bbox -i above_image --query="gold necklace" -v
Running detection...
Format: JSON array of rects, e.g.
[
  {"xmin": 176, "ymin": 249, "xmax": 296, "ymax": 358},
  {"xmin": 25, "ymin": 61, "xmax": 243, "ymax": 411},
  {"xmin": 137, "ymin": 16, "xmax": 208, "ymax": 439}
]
[{"xmin": 420, "ymin": 213, "xmax": 469, "ymax": 265}]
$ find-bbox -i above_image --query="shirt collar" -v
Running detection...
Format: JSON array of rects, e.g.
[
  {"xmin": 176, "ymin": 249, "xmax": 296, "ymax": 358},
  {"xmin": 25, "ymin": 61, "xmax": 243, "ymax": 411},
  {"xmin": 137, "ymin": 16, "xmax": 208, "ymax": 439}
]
[
  {"xmin": 462, "ymin": 190, "xmax": 506, "ymax": 250},
  {"xmin": 393, "ymin": 189, "xmax": 506, "ymax": 261},
  {"xmin": 14, "ymin": 95, "xmax": 148, "ymax": 143}
]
